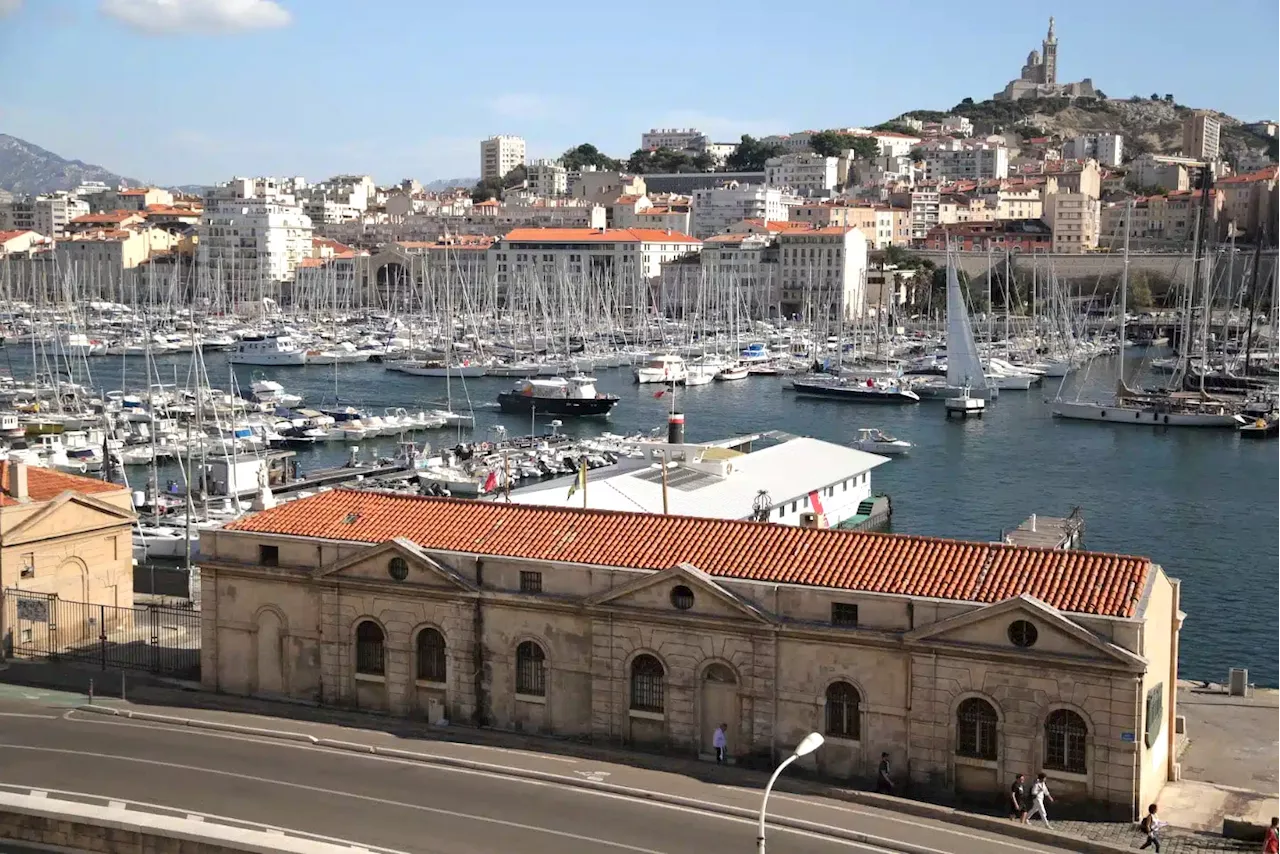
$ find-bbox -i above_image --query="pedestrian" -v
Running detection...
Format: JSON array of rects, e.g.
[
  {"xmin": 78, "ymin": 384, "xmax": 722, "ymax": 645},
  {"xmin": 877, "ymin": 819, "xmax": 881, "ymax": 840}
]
[
  {"xmin": 1009, "ymin": 773, "xmax": 1028, "ymax": 822},
  {"xmin": 1264, "ymin": 816, "xmax": 1278, "ymax": 853},
  {"xmin": 875, "ymin": 752, "xmax": 894, "ymax": 794},
  {"xmin": 712, "ymin": 723, "xmax": 727, "ymax": 763},
  {"xmin": 1138, "ymin": 804, "xmax": 1165, "ymax": 852},
  {"xmin": 1026, "ymin": 772, "xmax": 1053, "ymax": 828}
]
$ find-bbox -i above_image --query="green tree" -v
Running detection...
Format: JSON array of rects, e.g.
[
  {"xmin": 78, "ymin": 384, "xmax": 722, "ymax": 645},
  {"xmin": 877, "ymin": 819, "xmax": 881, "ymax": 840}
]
[
  {"xmin": 626, "ymin": 147, "xmax": 702, "ymax": 174},
  {"xmin": 810, "ymin": 130, "xmax": 860, "ymax": 157},
  {"xmin": 725, "ymin": 134, "xmax": 787, "ymax": 171},
  {"xmin": 503, "ymin": 164, "xmax": 527, "ymax": 188},
  {"xmin": 1127, "ymin": 273, "xmax": 1154, "ymax": 310},
  {"xmin": 960, "ymin": 97, "xmax": 974, "ymax": 105},
  {"xmin": 560, "ymin": 143, "xmax": 622, "ymax": 172},
  {"xmin": 872, "ymin": 121, "xmax": 919, "ymax": 136},
  {"xmin": 470, "ymin": 176, "xmax": 503, "ymax": 203}
]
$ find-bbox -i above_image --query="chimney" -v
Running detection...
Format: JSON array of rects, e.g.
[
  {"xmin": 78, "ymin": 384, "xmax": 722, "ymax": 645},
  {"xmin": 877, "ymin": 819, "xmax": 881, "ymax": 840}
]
[
  {"xmin": 667, "ymin": 412, "xmax": 685, "ymax": 445},
  {"xmin": 7, "ymin": 459, "xmax": 29, "ymax": 502}
]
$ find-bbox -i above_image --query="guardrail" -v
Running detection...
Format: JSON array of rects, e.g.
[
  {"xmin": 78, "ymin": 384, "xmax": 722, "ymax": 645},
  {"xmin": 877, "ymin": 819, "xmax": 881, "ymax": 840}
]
[{"xmin": 0, "ymin": 785, "xmax": 405, "ymax": 854}]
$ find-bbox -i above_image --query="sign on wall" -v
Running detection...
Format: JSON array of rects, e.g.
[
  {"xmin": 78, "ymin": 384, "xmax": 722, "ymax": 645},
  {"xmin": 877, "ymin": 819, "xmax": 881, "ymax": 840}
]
[{"xmin": 15, "ymin": 598, "xmax": 49, "ymax": 623}]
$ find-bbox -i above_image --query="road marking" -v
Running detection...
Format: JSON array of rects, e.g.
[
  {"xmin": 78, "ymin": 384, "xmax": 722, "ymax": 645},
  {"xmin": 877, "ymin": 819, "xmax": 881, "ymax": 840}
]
[
  {"xmin": 108, "ymin": 800, "xmax": 127, "ymax": 810},
  {"xmin": 574, "ymin": 770, "xmax": 611, "ymax": 782},
  {"xmin": 186, "ymin": 814, "xmax": 205, "ymax": 822},
  {"xmin": 0, "ymin": 713, "xmax": 58, "ymax": 719},
  {"xmin": 29, "ymin": 790, "xmax": 47, "ymax": 799},
  {"xmin": 0, "ymin": 744, "xmax": 869, "ymax": 852}
]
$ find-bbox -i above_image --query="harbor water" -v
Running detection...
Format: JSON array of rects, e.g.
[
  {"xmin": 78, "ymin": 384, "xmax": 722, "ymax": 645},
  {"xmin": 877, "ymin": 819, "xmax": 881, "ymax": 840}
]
[{"xmin": 15, "ymin": 348, "xmax": 1277, "ymax": 686}]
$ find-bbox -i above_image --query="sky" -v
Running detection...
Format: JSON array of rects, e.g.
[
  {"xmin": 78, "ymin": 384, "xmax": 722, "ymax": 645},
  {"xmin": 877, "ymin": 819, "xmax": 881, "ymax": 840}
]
[{"xmin": 0, "ymin": 0, "xmax": 1277, "ymax": 187}]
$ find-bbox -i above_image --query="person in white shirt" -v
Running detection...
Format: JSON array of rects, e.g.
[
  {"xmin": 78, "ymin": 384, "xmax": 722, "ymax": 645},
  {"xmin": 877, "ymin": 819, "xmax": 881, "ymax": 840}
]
[
  {"xmin": 1026, "ymin": 772, "xmax": 1054, "ymax": 828},
  {"xmin": 713, "ymin": 724, "xmax": 727, "ymax": 763}
]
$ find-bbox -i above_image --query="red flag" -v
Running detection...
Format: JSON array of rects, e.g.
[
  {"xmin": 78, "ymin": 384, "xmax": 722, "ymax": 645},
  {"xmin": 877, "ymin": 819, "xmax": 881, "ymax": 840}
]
[
  {"xmin": 653, "ymin": 390, "xmax": 666, "ymax": 399},
  {"xmin": 482, "ymin": 471, "xmax": 498, "ymax": 493}
]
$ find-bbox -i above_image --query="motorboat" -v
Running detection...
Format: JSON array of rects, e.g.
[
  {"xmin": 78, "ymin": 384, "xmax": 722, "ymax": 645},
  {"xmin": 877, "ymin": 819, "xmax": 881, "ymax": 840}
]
[
  {"xmin": 633, "ymin": 354, "xmax": 688, "ymax": 385},
  {"xmin": 716, "ymin": 364, "xmax": 749, "ymax": 381},
  {"xmin": 306, "ymin": 341, "xmax": 371, "ymax": 365},
  {"xmin": 228, "ymin": 335, "xmax": 308, "ymax": 366},
  {"xmin": 386, "ymin": 360, "xmax": 488, "ymax": 378},
  {"xmin": 790, "ymin": 375, "xmax": 921, "ymax": 404},
  {"xmin": 851, "ymin": 428, "xmax": 912, "ymax": 455},
  {"xmin": 497, "ymin": 376, "xmax": 620, "ymax": 418}
]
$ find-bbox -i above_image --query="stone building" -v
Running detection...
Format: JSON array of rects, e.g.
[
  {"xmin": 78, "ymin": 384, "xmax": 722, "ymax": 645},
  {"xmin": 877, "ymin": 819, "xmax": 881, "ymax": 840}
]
[
  {"xmin": 199, "ymin": 490, "xmax": 1181, "ymax": 817},
  {"xmin": 995, "ymin": 18, "xmax": 1098, "ymax": 102}
]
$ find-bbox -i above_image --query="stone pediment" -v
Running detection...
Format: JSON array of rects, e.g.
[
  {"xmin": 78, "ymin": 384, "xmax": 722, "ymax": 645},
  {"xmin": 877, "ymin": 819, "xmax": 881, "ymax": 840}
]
[
  {"xmin": 315, "ymin": 537, "xmax": 477, "ymax": 592},
  {"xmin": 3, "ymin": 493, "xmax": 134, "ymax": 546},
  {"xmin": 585, "ymin": 562, "xmax": 774, "ymax": 625},
  {"xmin": 905, "ymin": 594, "xmax": 1144, "ymax": 669}
]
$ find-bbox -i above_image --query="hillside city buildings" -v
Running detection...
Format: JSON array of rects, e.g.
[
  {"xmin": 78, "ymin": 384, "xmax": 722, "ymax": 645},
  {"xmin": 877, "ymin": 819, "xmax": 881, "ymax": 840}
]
[{"xmin": 480, "ymin": 135, "xmax": 527, "ymax": 183}]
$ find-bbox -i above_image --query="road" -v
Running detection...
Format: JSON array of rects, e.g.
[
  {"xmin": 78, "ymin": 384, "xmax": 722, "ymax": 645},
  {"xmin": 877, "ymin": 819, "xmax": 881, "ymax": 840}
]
[{"xmin": 0, "ymin": 689, "xmax": 1072, "ymax": 854}]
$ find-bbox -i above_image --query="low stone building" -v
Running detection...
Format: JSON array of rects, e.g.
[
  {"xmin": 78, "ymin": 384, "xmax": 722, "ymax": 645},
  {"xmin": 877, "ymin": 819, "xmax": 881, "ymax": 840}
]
[{"xmin": 199, "ymin": 489, "xmax": 1181, "ymax": 817}]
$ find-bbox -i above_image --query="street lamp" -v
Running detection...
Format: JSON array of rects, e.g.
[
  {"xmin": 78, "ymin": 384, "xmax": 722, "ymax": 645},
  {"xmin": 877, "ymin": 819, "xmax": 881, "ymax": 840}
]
[{"xmin": 757, "ymin": 732, "xmax": 823, "ymax": 853}]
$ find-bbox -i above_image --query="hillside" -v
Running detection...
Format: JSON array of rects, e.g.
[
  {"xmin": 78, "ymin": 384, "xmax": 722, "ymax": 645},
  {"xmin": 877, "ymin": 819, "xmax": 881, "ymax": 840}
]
[
  {"xmin": 897, "ymin": 97, "xmax": 1277, "ymax": 164},
  {"xmin": 0, "ymin": 134, "xmax": 141, "ymax": 195}
]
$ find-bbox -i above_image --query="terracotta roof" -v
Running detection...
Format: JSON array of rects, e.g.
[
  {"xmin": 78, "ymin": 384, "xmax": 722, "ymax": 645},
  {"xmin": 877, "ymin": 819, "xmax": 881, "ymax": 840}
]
[
  {"xmin": 0, "ymin": 465, "xmax": 126, "ymax": 506},
  {"xmin": 501, "ymin": 228, "xmax": 700, "ymax": 244},
  {"xmin": 739, "ymin": 219, "xmax": 811, "ymax": 232},
  {"xmin": 118, "ymin": 188, "xmax": 149, "ymax": 196},
  {"xmin": 1217, "ymin": 166, "xmax": 1278, "ymax": 184},
  {"xmin": 0, "ymin": 230, "xmax": 36, "ymax": 242},
  {"xmin": 70, "ymin": 211, "xmax": 139, "ymax": 225},
  {"xmin": 223, "ymin": 490, "xmax": 1152, "ymax": 617}
]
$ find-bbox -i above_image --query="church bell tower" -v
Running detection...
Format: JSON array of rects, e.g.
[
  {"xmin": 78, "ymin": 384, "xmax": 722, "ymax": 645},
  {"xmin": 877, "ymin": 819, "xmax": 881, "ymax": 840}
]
[{"xmin": 1042, "ymin": 16, "xmax": 1058, "ymax": 86}]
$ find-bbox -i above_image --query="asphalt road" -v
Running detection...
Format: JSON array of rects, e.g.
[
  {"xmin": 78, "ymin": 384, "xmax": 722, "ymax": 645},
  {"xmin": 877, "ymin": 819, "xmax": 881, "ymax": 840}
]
[{"xmin": 0, "ymin": 690, "xmax": 1071, "ymax": 854}]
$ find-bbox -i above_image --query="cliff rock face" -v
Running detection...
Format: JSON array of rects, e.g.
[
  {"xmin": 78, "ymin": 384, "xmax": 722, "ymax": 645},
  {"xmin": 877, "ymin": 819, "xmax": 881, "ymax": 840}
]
[{"xmin": 0, "ymin": 135, "xmax": 140, "ymax": 195}]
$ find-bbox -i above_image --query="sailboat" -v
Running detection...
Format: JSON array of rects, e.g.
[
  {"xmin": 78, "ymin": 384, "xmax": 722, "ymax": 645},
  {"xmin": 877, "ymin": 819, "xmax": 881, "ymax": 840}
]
[
  {"xmin": 1051, "ymin": 202, "xmax": 1241, "ymax": 428},
  {"xmin": 914, "ymin": 250, "xmax": 998, "ymax": 401}
]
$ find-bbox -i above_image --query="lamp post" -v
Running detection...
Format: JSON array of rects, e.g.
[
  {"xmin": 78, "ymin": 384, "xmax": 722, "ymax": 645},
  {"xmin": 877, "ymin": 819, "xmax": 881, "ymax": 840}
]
[{"xmin": 757, "ymin": 732, "xmax": 823, "ymax": 854}]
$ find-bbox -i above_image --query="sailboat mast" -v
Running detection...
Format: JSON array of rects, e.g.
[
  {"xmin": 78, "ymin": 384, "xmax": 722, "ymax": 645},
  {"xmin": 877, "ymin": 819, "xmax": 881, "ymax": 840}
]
[{"xmin": 1118, "ymin": 201, "xmax": 1132, "ymax": 385}]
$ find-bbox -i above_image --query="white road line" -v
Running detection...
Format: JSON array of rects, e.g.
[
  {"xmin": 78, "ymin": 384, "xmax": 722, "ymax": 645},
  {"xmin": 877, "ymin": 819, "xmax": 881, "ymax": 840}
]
[
  {"xmin": 0, "ymin": 712, "xmax": 59, "ymax": 719},
  {"xmin": 0, "ymin": 743, "xmax": 883, "ymax": 852},
  {"xmin": 108, "ymin": 800, "xmax": 127, "ymax": 810}
]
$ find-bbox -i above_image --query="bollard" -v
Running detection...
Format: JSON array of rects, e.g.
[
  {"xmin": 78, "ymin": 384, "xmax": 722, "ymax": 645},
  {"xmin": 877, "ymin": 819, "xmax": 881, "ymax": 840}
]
[{"xmin": 88, "ymin": 679, "xmax": 94, "ymax": 705}]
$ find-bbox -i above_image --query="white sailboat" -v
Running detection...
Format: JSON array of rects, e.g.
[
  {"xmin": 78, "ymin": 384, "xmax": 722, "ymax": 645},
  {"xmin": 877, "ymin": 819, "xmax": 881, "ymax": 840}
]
[{"xmin": 917, "ymin": 251, "xmax": 997, "ymax": 401}]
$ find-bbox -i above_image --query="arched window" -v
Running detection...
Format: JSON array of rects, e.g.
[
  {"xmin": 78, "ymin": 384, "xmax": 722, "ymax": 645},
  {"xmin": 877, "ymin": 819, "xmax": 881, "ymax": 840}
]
[
  {"xmin": 416, "ymin": 628, "xmax": 447, "ymax": 683},
  {"xmin": 956, "ymin": 697, "xmax": 998, "ymax": 760},
  {"xmin": 515, "ymin": 641, "xmax": 546, "ymax": 697},
  {"xmin": 354, "ymin": 621, "xmax": 385, "ymax": 676},
  {"xmin": 825, "ymin": 681, "xmax": 861, "ymax": 740},
  {"xmin": 1044, "ymin": 709, "xmax": 1088, "ymax": 773},
  {"xmin": 630, "ymin": 654, "xmax": 665, "ymax": 713}
]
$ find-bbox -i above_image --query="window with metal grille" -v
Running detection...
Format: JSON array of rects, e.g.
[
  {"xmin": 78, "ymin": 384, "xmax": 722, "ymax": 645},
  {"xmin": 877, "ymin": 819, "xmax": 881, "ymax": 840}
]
[
  {"xmin": 520, "ymin": 571, "xmax": 542, "ymax": 593},
  {"xmin": 956, "ymin": 698, "xmax": 999, "ymax": 760},
  {"xmin": 416, "ymin": 628, "xmax": 447, "ymax": 683},
  {"xmin": 831, "ymin": 603, "xmax": 858, "ymax": 627},
  {"xmin": 1008, "ymin": 620, "xmax": 1038, "ymax": 648},
  {"xmin": 630, "ymin": 654, "xmax": 665, "ymax": 713},
  {"xmin": 1044, "ymin": 709, "xmax": 1088, "ymax": 773},
  {"xmin": 515, "ymin": 641, "xmax": 546, "ymax": 696},
  {"xmin": 354, "ymin": 621, "xmax": 385, "ymax": 676},
  {"xmin": 825, "ymin": 682, "xmax": 861, "ymax": 739}
]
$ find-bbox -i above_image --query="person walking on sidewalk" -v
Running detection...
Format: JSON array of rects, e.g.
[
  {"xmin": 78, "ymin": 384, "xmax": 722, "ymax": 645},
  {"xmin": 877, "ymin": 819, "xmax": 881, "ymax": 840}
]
[
  {"xmin": 1026, "ymin": 773, "xmax": 1054, "ymax": 828},
  {"xmin": 1139, "ymin": 804, "xmax": 1165, "ymax": 851},
  {"xmin": 1009, "ymin": 773, "xmax": 1028, "ymax": 822},
  {"xmin": 1264, "ymin": 816, "xmax": 1278, "ymax": 853},
  {"xmin": 712, "ymin": 723, "xmax": 727, "ymax": 763},
  {"xmin": 875, "ymin": 753, "xmax": 894, "ymax": 794}
]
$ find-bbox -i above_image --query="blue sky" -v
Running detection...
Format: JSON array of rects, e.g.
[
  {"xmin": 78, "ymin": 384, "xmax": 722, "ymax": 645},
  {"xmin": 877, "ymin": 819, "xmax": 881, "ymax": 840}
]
[{"xmin": 1, "ymin": 0, "xmax": 1276, "ymax": 187}]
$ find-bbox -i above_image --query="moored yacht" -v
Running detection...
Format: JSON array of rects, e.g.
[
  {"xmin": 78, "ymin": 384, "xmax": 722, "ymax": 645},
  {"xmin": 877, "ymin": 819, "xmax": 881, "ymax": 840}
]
[
  {"xmin": 634, "ymin": 354, "xmax": 688, "ymax": 385},
  {"xmin": 229, "ymin": 334, "xmax": 307, "ymax": 366},
  {"xmin": 497, "ymin": 375, "xmax": 620, "ymax": 418}
]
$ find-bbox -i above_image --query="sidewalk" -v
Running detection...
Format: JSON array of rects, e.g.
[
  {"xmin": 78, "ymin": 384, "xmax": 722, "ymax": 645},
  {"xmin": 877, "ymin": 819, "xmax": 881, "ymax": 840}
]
[{"xmin": 0, "ymin": 660, "xmax": 1263, "ymax": 854}]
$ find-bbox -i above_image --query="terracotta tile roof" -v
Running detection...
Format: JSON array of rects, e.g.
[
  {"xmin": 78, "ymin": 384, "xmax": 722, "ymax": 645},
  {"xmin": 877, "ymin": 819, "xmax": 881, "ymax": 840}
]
[
  {"xmin": 70, "ymin": 211, "xmax": 139, "ymax": 225},
  {"xmin": 0, "ymin": 230, "xmax": 36, "ymax": 242},
  {"xmin": 1217, "ymin": 166, "xmax": 1278, "ymax": 184},
  {"xmin": 501, "ymin": 228, "xmax": 700, "ymax": 244},
  {"xmin": 739, "ymin": 219, "xmax": 811, "ymax": 232},
  {"xmin": 0, "ymin": 465, "xmax": 126, "ymax": 506},
  {"xmin": 224, "ymin": 491, "xmax": 1151, "ymax": 617}
]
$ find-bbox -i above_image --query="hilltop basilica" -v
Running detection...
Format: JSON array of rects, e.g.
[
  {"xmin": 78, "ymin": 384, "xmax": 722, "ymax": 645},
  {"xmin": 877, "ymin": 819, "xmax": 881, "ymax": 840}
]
[{"xmin": 995, "ymin": 17, "xmax": 1098, "ymax": 101}]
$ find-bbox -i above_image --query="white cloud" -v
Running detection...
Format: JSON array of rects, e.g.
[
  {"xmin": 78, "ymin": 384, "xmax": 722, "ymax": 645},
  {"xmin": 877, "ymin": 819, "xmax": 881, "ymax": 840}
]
[
  {"xmin": 0, "ymin": 0, "xmax": 22, "ymax": 18},
  {"xmin": 488, "ymin": 93, "xmax": 569, "ymax": 121},
  {"xmin": 100, "ymin": 0, "xmax": 291, "ymax": 34}
]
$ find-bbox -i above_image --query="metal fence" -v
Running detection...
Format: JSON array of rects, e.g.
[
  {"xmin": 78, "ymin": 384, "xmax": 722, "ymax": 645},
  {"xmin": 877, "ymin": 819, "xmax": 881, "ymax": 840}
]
[{"xmin": 4, "ymin": 590, "xmax": 200, "ymax": 679}]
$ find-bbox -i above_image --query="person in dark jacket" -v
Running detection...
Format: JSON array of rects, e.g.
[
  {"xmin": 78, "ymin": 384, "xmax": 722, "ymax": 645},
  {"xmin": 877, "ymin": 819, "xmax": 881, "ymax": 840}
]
[{"xmin": 875, "ymin": 753, "xmax": 894, "ymax": 794}]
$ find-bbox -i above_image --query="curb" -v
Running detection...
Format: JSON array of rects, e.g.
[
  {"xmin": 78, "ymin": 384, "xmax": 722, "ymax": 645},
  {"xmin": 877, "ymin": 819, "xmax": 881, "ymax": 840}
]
[{"xmin": 75, "ymin": 704, "xmax": 1135, "ymax": 854}]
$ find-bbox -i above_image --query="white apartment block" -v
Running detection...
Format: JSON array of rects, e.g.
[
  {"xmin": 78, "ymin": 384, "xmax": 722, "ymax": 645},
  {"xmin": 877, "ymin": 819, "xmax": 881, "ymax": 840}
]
[
  {"xmin": 486, "ymin": 228, "xmax": 701, "ymax": 299},
  {"xmin": 0, "ymin": 194, "xmax": 90, "ymax": 237},
  {"xmin": 114, "ymin": 187, "xmax": 176, "ymax": 211},
  {"xmin": 703, "ymin": 142, "xmax": 738, "ymax": 166},
  {"xmin": 480, "ymin": 135, "xmax": 527, "ymax": 183},
  {"xmin": 761, "ymin": 132, "xmax": 815, "ymax": 153},
  {"xmin": 1044, "ymin": 192, "xmax": 1101, "ymax": 253},
  {"xmin": 199, "ymin": 180, "xmax": 313, "ymax": 284},
  {"xmin": 765, "ymin": 154, "xmax": 838, "ymax": 196},
  {"xmin": 527, "ymin": 159, "xmax": 569, "ymax": 197},
  {"xmin": 940, "ymin": 116, "xmax": 973, "ymax": 137},
  {"xmin": 909, "ymin": 188, "xmax": 940, "ymax": 242},
  {"xmin": 641, "ymin": 128, "xmax": 706, "ymax": 151},
  {"xmin": 691, "ymin": 183, "xmax": 792, "ymax": 239},
  {"xmin": 869, "ymin": 132, "xmax": 922, "ymax": 158},
  {"xmin": 777, "ymin": 226, "xmax": 868, "ymax": 320},
  {"xmin": 924, "ymin": 146, "xmax": 1010, "ymax": 182},
  {"xmin": 1063, "ymin": 133, "xmax": 1124, "ymax": 168}
]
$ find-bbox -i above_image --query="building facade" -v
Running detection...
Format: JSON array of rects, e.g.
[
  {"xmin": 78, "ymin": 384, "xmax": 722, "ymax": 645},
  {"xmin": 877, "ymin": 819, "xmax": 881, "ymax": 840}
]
[
  {"xmin": 777, "ymin": 226, "xmax": 867, "ymax": 320},
  {"xmin": 199, "ymin": 491, "xmax": 1181, "ymax": 818},
  {"xmin": 923, "ymin": 147, "xmax": 1010, "ymax": 183},
  {"xmin": 995, "ymin": 18, "xmax": 1097, "ymax": 101},
  {"xmin": 1181, "ymin": 112, "xmax": 1221, "ymax": 162},
  {"xmin": 764, "ymin": 154, "xmax": 839, "ymax": 196},
  {"xmin": 1063, "ymin": 134, "xmax": 1124, "ymax": 168},
  {"xmin": 697, "ymin": 233, "xmax": 779, "ymax": 317},
  {"xmin": 691, "ymin": 184, "xmax": 792, "ymax": 239},
  {"xmin": 0, "ymin": 194, "xmax": 90, "ymax": 237},
  {"xmin": 481, "ymin": 135, "xmax": 527, "ymax": 183},
  {"xmin": 1044, "ymin": 193, "xmax": 1101, "ymax": 253},
  {"xmin": 925, "ymin": 220, "xmax": 1053, "ymax": 253},
  {"xmin": 527, "ymin": 159, "xmax": 568, "ymax": 198},
  {"xmin": 198, "ymin": 180, "xmax": 314, "ymax": 285},
  {"xmin": 641, "ymin": 129, "xmax": 706, "ymax": 152}
]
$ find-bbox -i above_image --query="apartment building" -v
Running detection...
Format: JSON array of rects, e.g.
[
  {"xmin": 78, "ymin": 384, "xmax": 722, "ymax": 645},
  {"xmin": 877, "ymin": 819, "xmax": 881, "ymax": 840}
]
[
  {"xmin": 1128, "ymin": 154, "xmax": 1196, "ymax": 193},
  {"xmin": 527, "ymin": 159, "xmax": 568, "ymax": 197},
  {"xmin": 613, "ymin": 196, "xmax": 692, "ymax": 235},
  {"xmin": 480, "ymin": 135, "xmax": 527, "ymax": 183},
  {"xmin": 0, "ymin": 194, "xmax": 90, "ymax": 237},
  {"xmin": 980, "ymin": 184, "xmax": 1044, "ymax": 220},
  {"xmin": 55, "ymin": 227, "xmax": 177, "ymax": 274},
  {"xmin": 1215, "ymin": 166, "xmax": 1278, "ymax": 242},
  {"xmin": 570, "ymin": 170, "xmax": 646, "ymax": 202},
  {"xmin": 487, "ymin": 228, "xmax": 701, "ymax": 299},
  {"xmin": 1044, "ymin": 193, "xmax": 1101, "ymax": 253},
  {"xmin": 684, "ymin": 232, "xmax": 778, "ymax": 317},
  {"xmin": 1181, "ymin": 112, "xmax": 1220, "ymax": 161},
  {"xmin": 641, "ymin": 128, "xmax": 706, "ymax": 151},
  {"xmin": 923, "ymin": 146, "xmax": 1010, "ymax": 182},
  {"xmin": 1062, "ymin": 133, "xmax": 1123, "ymax": 168},
  {"xmin": 908, "ymin": 187, "xmax": 940, "ymax": 243},
  {"xmin": 924, "ymin": 220, "xmax": 1053, "ymax": 253},
  {"xmin": 764, "ymin": 154, "xmax": 839, "ymax": 196},
  {"xmin": 776, "ymin": 226, "xmax": 868, "ymax": 320},
  {"xmin": 690, "ymin": 183, "xmax": 792, "ymax": 239},
  {"xmin": 0, "ymin": 230, "xmax": 50, "ymax": 258},
  {"xmin": 198, "ymin": 179, "xmax": 313, "ymax": 284},
  {"xmin": 66, "ymin": 211, "xmax": 146, "ymax": 234}
]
